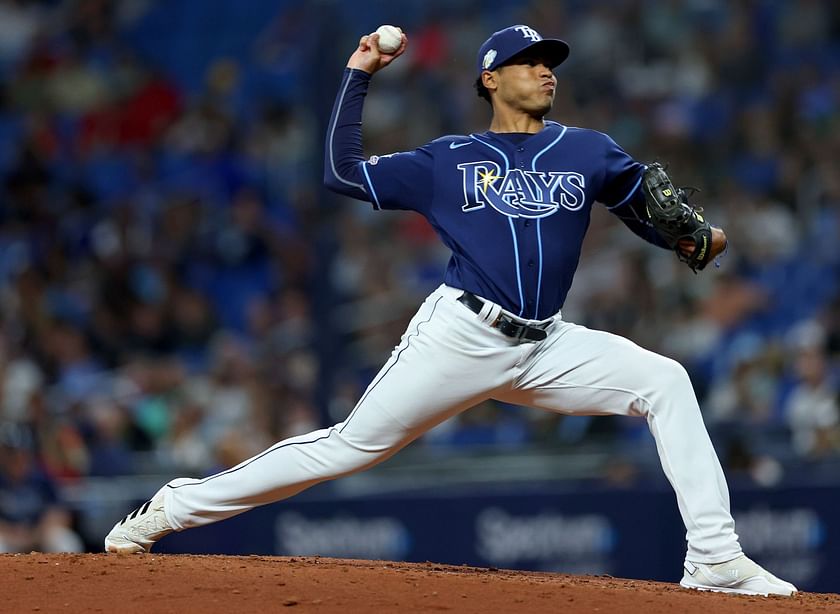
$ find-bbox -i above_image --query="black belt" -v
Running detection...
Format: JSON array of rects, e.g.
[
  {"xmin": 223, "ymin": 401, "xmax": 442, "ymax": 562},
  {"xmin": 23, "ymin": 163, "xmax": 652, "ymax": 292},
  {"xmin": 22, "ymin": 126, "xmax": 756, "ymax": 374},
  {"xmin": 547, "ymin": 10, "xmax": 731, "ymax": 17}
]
[{"xmin": 457, "ymin": 291, "xmax": 549, "ymax": 342}]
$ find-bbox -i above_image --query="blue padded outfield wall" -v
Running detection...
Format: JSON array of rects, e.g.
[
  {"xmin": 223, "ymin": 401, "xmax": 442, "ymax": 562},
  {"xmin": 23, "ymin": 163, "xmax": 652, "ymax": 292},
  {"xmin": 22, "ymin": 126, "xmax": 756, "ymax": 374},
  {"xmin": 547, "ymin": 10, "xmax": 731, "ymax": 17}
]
[{"xmin": 154, "ymin": 483, "xmax": 839, "ymax": 593}]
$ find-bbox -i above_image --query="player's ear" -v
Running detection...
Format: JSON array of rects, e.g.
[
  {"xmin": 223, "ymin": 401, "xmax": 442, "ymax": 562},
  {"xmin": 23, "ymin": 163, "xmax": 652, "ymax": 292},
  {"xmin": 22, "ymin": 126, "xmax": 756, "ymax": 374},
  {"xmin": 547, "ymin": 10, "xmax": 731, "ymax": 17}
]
[{"xmin": 481, "ymin": 70, "xmax": 498, "ymax": 94}]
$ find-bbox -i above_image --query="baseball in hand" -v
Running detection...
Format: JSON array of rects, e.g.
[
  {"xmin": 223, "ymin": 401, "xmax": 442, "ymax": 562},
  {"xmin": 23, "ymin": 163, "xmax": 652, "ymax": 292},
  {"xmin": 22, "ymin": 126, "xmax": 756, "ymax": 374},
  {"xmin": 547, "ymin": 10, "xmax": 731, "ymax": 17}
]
[{"xmin": 375, "ymin": 25, "xmax": 402, "ymax": 54}]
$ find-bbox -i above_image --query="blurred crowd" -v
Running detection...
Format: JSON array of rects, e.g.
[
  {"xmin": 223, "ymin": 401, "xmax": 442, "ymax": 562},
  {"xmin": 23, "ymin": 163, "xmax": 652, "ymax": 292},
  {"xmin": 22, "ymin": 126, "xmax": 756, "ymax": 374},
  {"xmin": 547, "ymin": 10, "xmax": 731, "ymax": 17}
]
[{"xmin": 1, "ymin": 0, "xmax": 839, "ymax": 550}]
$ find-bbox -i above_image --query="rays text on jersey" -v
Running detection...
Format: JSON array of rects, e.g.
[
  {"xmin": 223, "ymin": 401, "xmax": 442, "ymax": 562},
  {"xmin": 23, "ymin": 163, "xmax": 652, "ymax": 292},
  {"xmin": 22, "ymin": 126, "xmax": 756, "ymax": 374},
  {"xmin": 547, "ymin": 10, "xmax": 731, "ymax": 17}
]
[{"xmin": 457, "ymin": 160, "xmax": 585, "ymax": 218}]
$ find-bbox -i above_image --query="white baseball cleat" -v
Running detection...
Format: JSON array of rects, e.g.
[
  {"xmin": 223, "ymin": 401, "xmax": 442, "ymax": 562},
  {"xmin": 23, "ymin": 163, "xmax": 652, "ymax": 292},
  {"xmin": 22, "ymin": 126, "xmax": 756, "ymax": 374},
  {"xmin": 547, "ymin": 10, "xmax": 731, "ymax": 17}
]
[
  {"xmin": 104, "ymin": 488, "xmax": 173, "ymax": 553},
  {"xmin": 680, "ymin": 555, "xmax": 797, "ymax": 596}
]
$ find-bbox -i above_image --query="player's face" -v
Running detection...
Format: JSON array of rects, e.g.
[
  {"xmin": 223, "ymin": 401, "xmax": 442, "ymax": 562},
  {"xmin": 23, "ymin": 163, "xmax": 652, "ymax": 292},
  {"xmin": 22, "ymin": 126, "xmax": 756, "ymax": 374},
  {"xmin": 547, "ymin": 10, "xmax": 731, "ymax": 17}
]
[{"xmin": 493, "ymin": 53, "xmax": 557, "ymax": 116}]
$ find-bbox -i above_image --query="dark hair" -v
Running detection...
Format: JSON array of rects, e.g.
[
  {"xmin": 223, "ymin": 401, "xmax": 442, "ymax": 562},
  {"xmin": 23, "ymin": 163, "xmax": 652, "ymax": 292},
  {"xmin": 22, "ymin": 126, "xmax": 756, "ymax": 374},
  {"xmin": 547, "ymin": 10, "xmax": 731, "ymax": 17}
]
[{"xmin": 474, "ymin": 76, "xmax": 491, "ymax": 105}]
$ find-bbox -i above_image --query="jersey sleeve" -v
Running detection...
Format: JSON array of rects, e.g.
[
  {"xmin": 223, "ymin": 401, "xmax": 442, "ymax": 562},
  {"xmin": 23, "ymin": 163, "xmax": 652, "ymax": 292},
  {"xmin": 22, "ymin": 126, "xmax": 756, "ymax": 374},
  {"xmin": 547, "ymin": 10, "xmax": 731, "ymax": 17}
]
[
  {"xmin": 324, "ymin": 68, "xmax": 434, "ymax": 213},
  {"xmin": 597, "ymin": 134, "xmax": 645, "ymax": 209},
  {"xmin": 358, "ymin": 146, "xmax": 434, "ymax": 213},
  {"xmin": 597, "ymin": 135, "xmax": 670, "ymax": 249},
  {"xmin": 323, "ymin": 68, "xmax": 374, "ymax": 202}
]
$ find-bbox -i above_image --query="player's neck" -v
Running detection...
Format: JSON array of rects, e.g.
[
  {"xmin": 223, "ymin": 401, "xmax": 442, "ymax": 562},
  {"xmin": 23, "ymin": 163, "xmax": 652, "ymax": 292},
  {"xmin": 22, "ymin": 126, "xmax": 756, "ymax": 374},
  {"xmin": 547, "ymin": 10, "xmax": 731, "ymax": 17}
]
[{"xmin": 488, "ymin": 109, "xmax": 545, "ymax": 134}]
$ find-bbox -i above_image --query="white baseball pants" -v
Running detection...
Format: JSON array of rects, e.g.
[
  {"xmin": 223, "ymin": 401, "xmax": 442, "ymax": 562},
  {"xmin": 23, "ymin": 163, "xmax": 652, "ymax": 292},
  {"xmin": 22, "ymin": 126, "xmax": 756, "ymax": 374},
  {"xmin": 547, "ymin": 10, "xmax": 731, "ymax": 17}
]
[{"xmin": 163, "ymin": 284, "xmax": 742, "ymax": 564}]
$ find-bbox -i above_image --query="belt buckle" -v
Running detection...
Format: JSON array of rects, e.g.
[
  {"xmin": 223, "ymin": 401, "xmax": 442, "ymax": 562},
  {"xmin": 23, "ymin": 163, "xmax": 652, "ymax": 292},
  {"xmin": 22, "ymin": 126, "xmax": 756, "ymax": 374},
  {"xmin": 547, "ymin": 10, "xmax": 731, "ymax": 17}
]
[{"xmin": 490, "ymin": 308, "xmax": 546, "ymax": 342}]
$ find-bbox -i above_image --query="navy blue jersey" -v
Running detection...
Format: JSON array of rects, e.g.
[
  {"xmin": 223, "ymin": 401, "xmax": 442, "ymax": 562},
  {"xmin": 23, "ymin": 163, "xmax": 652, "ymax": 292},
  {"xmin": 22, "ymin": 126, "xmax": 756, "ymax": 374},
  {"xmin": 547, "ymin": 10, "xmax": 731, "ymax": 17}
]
[
  {"xmin": 325, "ymin": 69, "xmax": 668, "ymax": 320},
  {"xmin": 0, "ymin": 468, "xmax": 58, "ymax": 526}
]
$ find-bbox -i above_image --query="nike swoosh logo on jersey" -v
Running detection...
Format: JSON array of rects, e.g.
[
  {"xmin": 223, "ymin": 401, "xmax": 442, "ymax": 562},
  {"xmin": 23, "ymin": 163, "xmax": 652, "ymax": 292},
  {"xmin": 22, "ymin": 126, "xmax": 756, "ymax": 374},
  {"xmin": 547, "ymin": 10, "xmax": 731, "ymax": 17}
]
[{"xmin": 449, "ymin": 141, "xmax": 471, "ymax": 149}]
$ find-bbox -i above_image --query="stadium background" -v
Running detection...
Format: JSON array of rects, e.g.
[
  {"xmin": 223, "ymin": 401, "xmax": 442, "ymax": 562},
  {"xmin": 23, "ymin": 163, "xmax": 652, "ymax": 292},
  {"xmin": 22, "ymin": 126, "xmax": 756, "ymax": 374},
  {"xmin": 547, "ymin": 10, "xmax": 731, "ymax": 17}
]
[{"xmin": 0, "ymin": 0, "xmax": 837, "ymax": 592}]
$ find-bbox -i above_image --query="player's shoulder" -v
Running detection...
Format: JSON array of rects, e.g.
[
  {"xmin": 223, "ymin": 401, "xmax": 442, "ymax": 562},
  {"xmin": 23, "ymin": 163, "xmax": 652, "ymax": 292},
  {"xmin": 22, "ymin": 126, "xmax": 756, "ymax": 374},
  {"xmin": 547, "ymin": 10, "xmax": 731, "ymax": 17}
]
[
  {"xmin": 549, "ymin": 121, "xmax": 614, "ymax": 144},
  {"xmin": 429, "ymin": 134, "xmax": 472, "ymax": 150}
]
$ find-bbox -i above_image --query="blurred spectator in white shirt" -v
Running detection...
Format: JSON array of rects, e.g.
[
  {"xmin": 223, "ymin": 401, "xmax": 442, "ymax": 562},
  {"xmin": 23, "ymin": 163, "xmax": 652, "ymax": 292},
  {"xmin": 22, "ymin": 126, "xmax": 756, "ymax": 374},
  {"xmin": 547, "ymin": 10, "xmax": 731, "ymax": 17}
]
[{"xmin": 784, "ymin": 322, "xmax": 840, "ymax": 458}]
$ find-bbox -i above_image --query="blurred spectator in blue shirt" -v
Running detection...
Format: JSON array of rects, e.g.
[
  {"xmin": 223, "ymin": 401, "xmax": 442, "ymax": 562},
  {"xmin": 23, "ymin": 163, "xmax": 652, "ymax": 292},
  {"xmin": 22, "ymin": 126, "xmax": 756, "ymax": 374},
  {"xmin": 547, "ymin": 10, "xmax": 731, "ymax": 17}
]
[{"xmin": 0, "ymin": 422, "xmax": 83, "ymax": 553}]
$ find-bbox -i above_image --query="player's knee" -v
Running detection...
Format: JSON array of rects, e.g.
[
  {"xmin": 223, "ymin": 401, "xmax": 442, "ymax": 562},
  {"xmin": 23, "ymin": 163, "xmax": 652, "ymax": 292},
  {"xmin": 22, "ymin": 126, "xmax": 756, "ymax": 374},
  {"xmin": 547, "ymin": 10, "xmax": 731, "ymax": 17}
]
[
  {"xmin": 653, "ymin": 356, "xmax": 692, "ymax": 392},
  {"xmin": 330, "ymin": 430, "xmax": 403, "ymax": 473}
]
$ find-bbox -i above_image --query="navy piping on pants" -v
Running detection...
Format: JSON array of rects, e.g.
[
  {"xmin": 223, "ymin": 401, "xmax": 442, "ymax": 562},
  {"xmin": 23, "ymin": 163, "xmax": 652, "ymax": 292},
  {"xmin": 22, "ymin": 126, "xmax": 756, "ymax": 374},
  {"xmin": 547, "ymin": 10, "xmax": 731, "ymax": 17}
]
[
  {"xmin": 338, "ymin": 295, "xmax": 442, "ymax": 434},
  {"xmin": 167, "ymin": 295, "xmax": 444, "ymax": 490}
]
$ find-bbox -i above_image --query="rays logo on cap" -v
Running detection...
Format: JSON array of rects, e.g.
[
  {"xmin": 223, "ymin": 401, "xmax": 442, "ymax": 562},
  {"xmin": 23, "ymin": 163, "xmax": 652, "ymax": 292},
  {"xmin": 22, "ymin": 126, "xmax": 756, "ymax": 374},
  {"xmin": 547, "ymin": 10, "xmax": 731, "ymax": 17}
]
[
  {"xmin": 476, "ymin": 25, "xmax": 569, "ymax": 77},
  {"xmin": 514, "ymin": 25, "xmax": 541, "ymax": 42},
  {"xmin": 482, "ymin": 49, "xmax": 497, "ymax": 70}
]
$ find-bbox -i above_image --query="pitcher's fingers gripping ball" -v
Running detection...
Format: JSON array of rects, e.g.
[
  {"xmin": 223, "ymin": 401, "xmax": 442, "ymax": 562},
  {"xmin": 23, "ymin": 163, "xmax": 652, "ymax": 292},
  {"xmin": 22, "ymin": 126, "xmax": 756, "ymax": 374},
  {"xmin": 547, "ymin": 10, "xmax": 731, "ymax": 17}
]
[{"xmin": 375, "ymin": 25, "xmax": 402, "ymax": 53}]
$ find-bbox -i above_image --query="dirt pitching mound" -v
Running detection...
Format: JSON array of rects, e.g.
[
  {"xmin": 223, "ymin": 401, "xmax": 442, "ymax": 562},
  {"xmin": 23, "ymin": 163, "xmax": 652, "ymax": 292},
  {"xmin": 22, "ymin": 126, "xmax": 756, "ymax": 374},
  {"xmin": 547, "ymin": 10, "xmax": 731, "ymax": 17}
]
[{"xmin": 2, "ymin": 553, "xmax": 838, "ymax": 613}]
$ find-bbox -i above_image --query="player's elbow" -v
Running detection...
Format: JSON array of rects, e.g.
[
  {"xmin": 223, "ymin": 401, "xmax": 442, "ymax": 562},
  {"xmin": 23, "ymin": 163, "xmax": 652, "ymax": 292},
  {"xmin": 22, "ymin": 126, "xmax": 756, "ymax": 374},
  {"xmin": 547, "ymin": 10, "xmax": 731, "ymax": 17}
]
[
  {"xmin": 323, "ymin": 159, "xmax": 345, "ymax": 192},
  {"xmin": 323, "ymin": 165, "xmax": 340, "ymax": 192},
  {"xmin": 323, "ymin": 166, "xmax": 367, "ymax": 201},
  {"xmin": 323, "ymin": 168, "xmax": 350, "ymax": 196},
  {"xmin": 324, "ymin": 155, "xmax": 370, "ymax": 198}
]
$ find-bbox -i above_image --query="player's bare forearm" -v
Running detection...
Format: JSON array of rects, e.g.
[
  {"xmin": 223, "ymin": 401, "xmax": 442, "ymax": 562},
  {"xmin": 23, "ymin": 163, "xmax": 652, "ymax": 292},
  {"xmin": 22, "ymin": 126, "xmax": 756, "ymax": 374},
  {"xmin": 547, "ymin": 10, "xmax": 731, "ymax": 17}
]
[
  {"xmin": 346, "ymin": 31, "xmax": 408, "ymax": 75},
  {"xmin": 709, "ymin": 226, "xmax": 727, "ymax": 258}
]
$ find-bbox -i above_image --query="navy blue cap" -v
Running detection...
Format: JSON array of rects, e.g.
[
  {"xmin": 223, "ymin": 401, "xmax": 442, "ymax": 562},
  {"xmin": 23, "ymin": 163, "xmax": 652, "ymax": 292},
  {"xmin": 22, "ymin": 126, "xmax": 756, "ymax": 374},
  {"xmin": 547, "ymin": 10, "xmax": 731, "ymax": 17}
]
[{"xmin": 476, "ymin": 25, "xmax": 570, "ymax": 77}]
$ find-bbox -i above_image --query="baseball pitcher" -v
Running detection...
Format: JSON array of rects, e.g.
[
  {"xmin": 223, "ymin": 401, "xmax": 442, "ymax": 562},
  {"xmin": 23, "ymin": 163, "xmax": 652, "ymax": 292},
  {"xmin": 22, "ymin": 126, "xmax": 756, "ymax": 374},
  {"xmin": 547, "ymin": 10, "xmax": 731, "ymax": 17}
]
[{"xmin": 105, "ymin": 25, "xmax": 796, "ymax": 597}]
